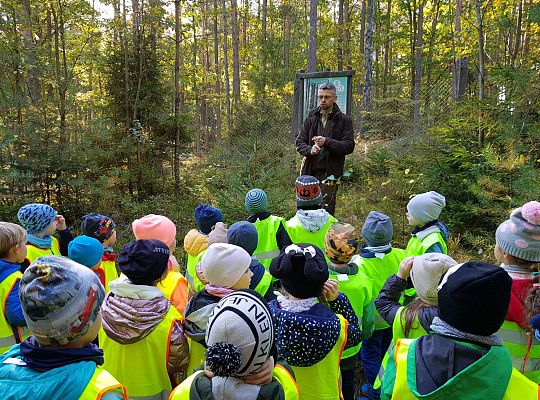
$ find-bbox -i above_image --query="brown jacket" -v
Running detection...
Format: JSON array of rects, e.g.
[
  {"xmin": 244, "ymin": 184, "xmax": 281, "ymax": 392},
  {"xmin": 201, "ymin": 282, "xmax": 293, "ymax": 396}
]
[{"xmin": 296, "ymin": 103, "xmax": 355, "ymax": 178}]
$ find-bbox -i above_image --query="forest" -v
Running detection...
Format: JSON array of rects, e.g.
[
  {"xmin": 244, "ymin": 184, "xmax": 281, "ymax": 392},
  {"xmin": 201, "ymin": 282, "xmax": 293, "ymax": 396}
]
[{"xmin": 0, "ymin": 0, "xmax": 539, "ymax": 261}]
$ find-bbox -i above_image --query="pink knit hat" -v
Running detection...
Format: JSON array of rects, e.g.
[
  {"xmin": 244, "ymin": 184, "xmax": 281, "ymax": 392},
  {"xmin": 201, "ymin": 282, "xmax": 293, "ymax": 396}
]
[{"xmin": 132, "ymin": 214, "xmax": 177, "ymax": 247}]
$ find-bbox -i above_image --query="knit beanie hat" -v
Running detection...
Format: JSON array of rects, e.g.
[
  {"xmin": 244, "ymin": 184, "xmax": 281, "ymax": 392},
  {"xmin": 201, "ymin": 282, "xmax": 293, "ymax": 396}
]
[
  {"xmin": 407, "ymin": 191, "xmax": 446, "ymax": 224},
  {"xmin": 68, "ymin": 235, "xmax": 105, "ymax": 268},
  {"xmin": 410, "ymin": 253, "xmax": 457, "ymax": 306},
  {"xmin": 81, "ymin": 213, "xmax": 116, "ymax": 243},
  {"xmin": 132, "ymin": 214, "xmax": 177, "ymax": 248},
  {"xmin": 194, "ymin": 204, "xmax": 224, "ymax": 235},
  {"xmin": 270, "ymin": 244, "xmax": 329, "ymax": 299},
  {"xmin": 296, "ymin": 175, "xmax": 323, "ymax": 207},
  {"xmin": 495, "ymin": 201, "xmax": 540, "ymax": 262},
  {"xmin": 201, "ymin": 243, "xmax": 252, "ymax": 288},
  {"xmin": 205, "ymin": 289, "xmax": 274, "ymax": 377},
  {"xmin": 117, "ymin": 239, "xmax": 170, "ymax": 285},
  {"xmin": 208, "ymin": 222, "xmax": 228, "ymax": 246},
  {"xmin": 17, "ymin": 204, "xmax": 57, "ymax": 234},
  {"xmin": 362, "ymin": 211, "xmax": 393, "ymax": 246},
  {"xmin": 19, "ymin": 256, "xmax": 105, "ymax": 346},
  {"xmin": 325, "ymin": 222, "xmax": 359, "ymax": 264},
  {"xmin": 245, "ymin": 189, "xmax": 269, "ymax": 215},
  {"xmin": 227, "ymin": 221, "xmax": 259, "ymax": 256},
  {"xmin": 438, "ymin": 261, "xmax": 512, "ymax": 336}
]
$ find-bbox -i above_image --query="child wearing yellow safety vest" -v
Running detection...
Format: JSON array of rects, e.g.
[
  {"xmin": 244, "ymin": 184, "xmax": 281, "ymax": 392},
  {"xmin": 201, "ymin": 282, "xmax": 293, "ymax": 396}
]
[
  {"xmin": 405, "ymin": 191, "xmax": 449, "ymax": 256},
  {"xmin": 81, "ymin": 213, "xmax": 119, "ymax": 293},
  {"xmin": 245, "ymin": 188, "xmax": 291, "ymax": 268},
  {"xmin": 68, "ymin": 235, "xmax": 109, "ymax": 287},
  {"xmin": 227, "ymin": 221, "xmax": 276, "ymax": 301},
  {"xmin": 17, "ymin": 203, "xmax": 73, "ymax": 272},
  {"xmin": 494, "ymin": 201, "xmax": 540, "ymax": 383},
  {"xmin": 0, "ymin": 256, "xmax": 127, "ymax": 399},
  {"xmin": 324, "ymin": 222, "xmax": 375, "ymax": 400},
  {"xmin": 171, "ymin": 289, "xmax": 300, "ymax": 400},
  {"xmin": 269, "ymin": 244, "xmax": 362, "ymax": 400},
  {"xmin": 0, "ymin": 222, "xmax": 30, "ymax": 354},
  {"xmin": 184, "ymin": 243, "xmax": 255, "ymax": 376},
  {"xmin": 133, "ymin": 214, "xmax": 189, "ymax": 314},
  {"xmin": 354, "ymin": 211, "xmax": 405, "ymax": 400},
  {"xmin": 284, "ymin": 176, "xmax": 337, "ymax": 262},
  {"xmin": 381, "ymin": 262, "xmax": 539, "ymax": 400},
  {"xmin": 183, "ymin": 204, "xmax": 224, "ymax": 295},
  {"xmin": 375, "ymin": 254, "xmax": 457, "ymax": 345},
  {"xmin": 100, "ymin": 239, "xmax": 189, "ymax": 399},
  {"xmin": 373, "ymin": 254, "xmax": 457, "ymax": 398}
]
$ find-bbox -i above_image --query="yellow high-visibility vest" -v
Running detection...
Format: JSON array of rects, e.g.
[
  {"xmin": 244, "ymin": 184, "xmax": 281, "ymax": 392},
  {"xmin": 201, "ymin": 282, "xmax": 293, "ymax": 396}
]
[
  {"xmin": 169, "ymin": 364, "xmax": 300, "ymax": 400},
  {"xmin": 79, "ymin": 366, "xmax": 128, "ymax": 400},
  {"xmin": 25, "ymin": 237, "xmax": 61, "ymax": 265},
  {"xmin": 389, "ymin": 338, "xmax": 539, "ymax": 400},
  {"xmin": 290, "ymin": 314, "xmax": 347, "ymax": 400},
  {"xmin": 100, "ymin": 305, "xmax": 182, "ymax": 398},
  {"xmin": 497, "ymin": 320, "xmax": 540, "ymax": 383},
  {"xmin": 0, "ymin": 272, "xmax": 30, "ymax": 353}
]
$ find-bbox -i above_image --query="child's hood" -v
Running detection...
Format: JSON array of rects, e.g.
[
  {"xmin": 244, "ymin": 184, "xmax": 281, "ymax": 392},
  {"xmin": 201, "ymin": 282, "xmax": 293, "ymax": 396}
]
[
  {"xmin": 269, "ymin": 300, "xmax": 342, "ymax": 367},
  {"xmin": 407, "ymin": 334, "xmax": 512, "ymax": 400},
  {"xmin": 184, "ymin": 229, "xmax": 209, "ymax": 256},
  {"xmin": 295, "ymin": 209, "xmax": 331, "ymax": 233},
  {"xmin": 101, "ymin": 277, "xmax": 170, "ymax": 344}
]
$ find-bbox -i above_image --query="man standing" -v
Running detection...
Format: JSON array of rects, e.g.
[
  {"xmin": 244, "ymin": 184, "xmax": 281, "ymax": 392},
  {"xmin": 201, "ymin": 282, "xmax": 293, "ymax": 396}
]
[{"xmin": 295, "ymin": 82, "xmax": 355, "ymax": 216}]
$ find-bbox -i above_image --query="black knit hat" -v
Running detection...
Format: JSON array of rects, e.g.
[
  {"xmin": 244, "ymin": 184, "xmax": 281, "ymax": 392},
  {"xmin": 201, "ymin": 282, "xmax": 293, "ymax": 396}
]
[
  {"xmin": 81, "ymin": 213, "xmax": 116, "ymax": 243},
  {"xmin": 270, "ymin": 243, "xmax": 328, "ymax": 299},
  {"xmin": 438, "ymin": 261, "xmax": 512, "ymax": 336},
  {"xmin": 117, "ymin": 239, "xmax": 170, "ymax": 285}
]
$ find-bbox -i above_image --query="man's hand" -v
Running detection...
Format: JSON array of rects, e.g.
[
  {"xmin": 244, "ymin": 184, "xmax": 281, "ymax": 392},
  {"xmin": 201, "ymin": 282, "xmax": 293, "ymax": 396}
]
[
  {"xmin": 55, "ymin": 215, "xmax": 67, "ymax": 231},
  {"xmin": 397, "ymin": 256, "xmax": 415, "ymax": 280},
  {"xmin": 310, "ymin": 144, "xmax": 320, "ymax": 155},
  {"xmin": 312, "ymin": 136, "xmax": 326, "ymax": 147},
  {"xmin": 323, "ymin": 279, "xmax": 339, "ymax": 302}
]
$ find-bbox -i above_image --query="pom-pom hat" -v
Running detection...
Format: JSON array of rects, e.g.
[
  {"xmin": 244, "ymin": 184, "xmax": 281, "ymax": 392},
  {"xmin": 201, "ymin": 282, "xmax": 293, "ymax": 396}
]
[
  {"xmin": 205, "ymin": 289, "xmax": 274, "ymax": 377},
  {"xmin": 495, "ymin": 201, "xmax": 540, "ymax": 262}
]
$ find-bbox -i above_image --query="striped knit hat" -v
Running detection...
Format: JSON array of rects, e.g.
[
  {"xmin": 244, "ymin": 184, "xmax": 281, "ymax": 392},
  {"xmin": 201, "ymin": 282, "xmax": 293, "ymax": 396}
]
[{"xmin": 245, "ymin": 189, "xmax": 268, "ymax": 215}]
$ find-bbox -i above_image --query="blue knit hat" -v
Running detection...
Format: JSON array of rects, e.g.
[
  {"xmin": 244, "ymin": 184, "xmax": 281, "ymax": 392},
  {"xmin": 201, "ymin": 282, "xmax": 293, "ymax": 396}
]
[
  {"xmin": 17, "ymin": 204, "xmax": 57, "ymax": 234},
  {"xmin": 194, "ymin": 204, "xmax": 224, "ymax": 235},
  {"xmin": 362, "ymin": 211, "xmax": 394, "ymax": 246},
  {"xmin": 227, "ymin": 221, "xmax": 259, "ymax": 256},
  {"xmin": 245, "ymin": 189, "xmax": 268, "ymax": 215},
  {"xmin": 68, "ymin": 235, "xmax": 105, "ymax": 268}
]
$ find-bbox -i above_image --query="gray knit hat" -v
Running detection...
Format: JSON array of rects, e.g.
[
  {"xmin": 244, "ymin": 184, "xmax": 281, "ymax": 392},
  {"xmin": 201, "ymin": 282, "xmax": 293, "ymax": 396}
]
[
  {"xmin": 410, "ymin": 253, "xmax": 457, "ymax": 305},
  {"xmin": 362, "ymin": 211, "xmax": 393, "ymax": 246},
  {"xmin": 407, "ymin": 191, "xmax": 446, "ymax": 224},
  {"xmin": 495, "ymin": 201, "xmax": 540, "ymax": 262},
  {"xmin": 245, "ymin": 189, "xmax": 268, "ymax": 215}
]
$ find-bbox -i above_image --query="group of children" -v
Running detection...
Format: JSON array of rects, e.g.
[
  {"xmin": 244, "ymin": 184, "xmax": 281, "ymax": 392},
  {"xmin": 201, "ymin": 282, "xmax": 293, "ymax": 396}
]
[{"xmin": 0, "ymin": 174, "xmax": 539, "ymax": 400}]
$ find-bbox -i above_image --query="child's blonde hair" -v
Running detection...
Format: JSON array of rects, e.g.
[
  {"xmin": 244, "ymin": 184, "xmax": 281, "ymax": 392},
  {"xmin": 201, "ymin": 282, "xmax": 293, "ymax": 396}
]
[{"xmin": 0, "ymin": 222, "xmax": 27, "ymax": 258}]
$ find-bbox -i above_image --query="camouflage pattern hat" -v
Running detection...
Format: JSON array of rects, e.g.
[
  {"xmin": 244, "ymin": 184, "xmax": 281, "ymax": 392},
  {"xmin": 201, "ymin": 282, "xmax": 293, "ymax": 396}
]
[
  {"xmin": 325, "ymin": 222, "xmax": 359, "ymax": 264},
  {"xmin": 19, "ymin": 256, "xmax": 105, "ymax": 346}
]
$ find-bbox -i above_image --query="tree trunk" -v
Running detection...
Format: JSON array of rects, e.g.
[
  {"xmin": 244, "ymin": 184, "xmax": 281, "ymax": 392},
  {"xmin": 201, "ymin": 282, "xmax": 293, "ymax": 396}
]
[
  {"xmin": 307, "ymin": 0, "xmax": 317, "ymax": 72},
  {"xmin": 511, "ymin": 0, "xmax": 522, "ymax": 67},
  {"xmin": 344, "ymin": 0, "xmax": 351, "ymax": 68},
  {"xmin": 262, "ymin": 0, "xmax": 268, "ymax": 88},
  {"xmin": 362, "ymin": 0, "xmax": 375, "ymax": 133},
  {"xmin": 360, "ymin": 0, "xmax": 366, "ymax": 55},
  {"xmin": 412, "ymin": 0, "xmax": 424, "ymax": 124},
  {"xmin": 231, "ymin": 0, "xmax": 241, "ymax": 108},
  {"xmin": 222, "ymin": 0, "xmax": 232, "ymax": 127},
  {"xmin": 174, "ymin": 0, "xmax": 181, "ymax": 188},
  {"xmin": 424, "ymin": 0, "xmax": 439, "ymax": 106},
  {"xmin": 476, "ymin": 0, "xmax": 485, "ymax": 148},
  {"xmin": 283, "ymin": 1, "xmax": 291, "ymax": 71},
  {"xmin": 382, "ymin": 0, "xmax": 391, "ymax": 94},
  {"xmin": 338, "ymin": 0, "xmax": 344, "ymax": 70},
  {"xmin": 213, "ymin": 0, "xmax": 222, "ymax": 141}
]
